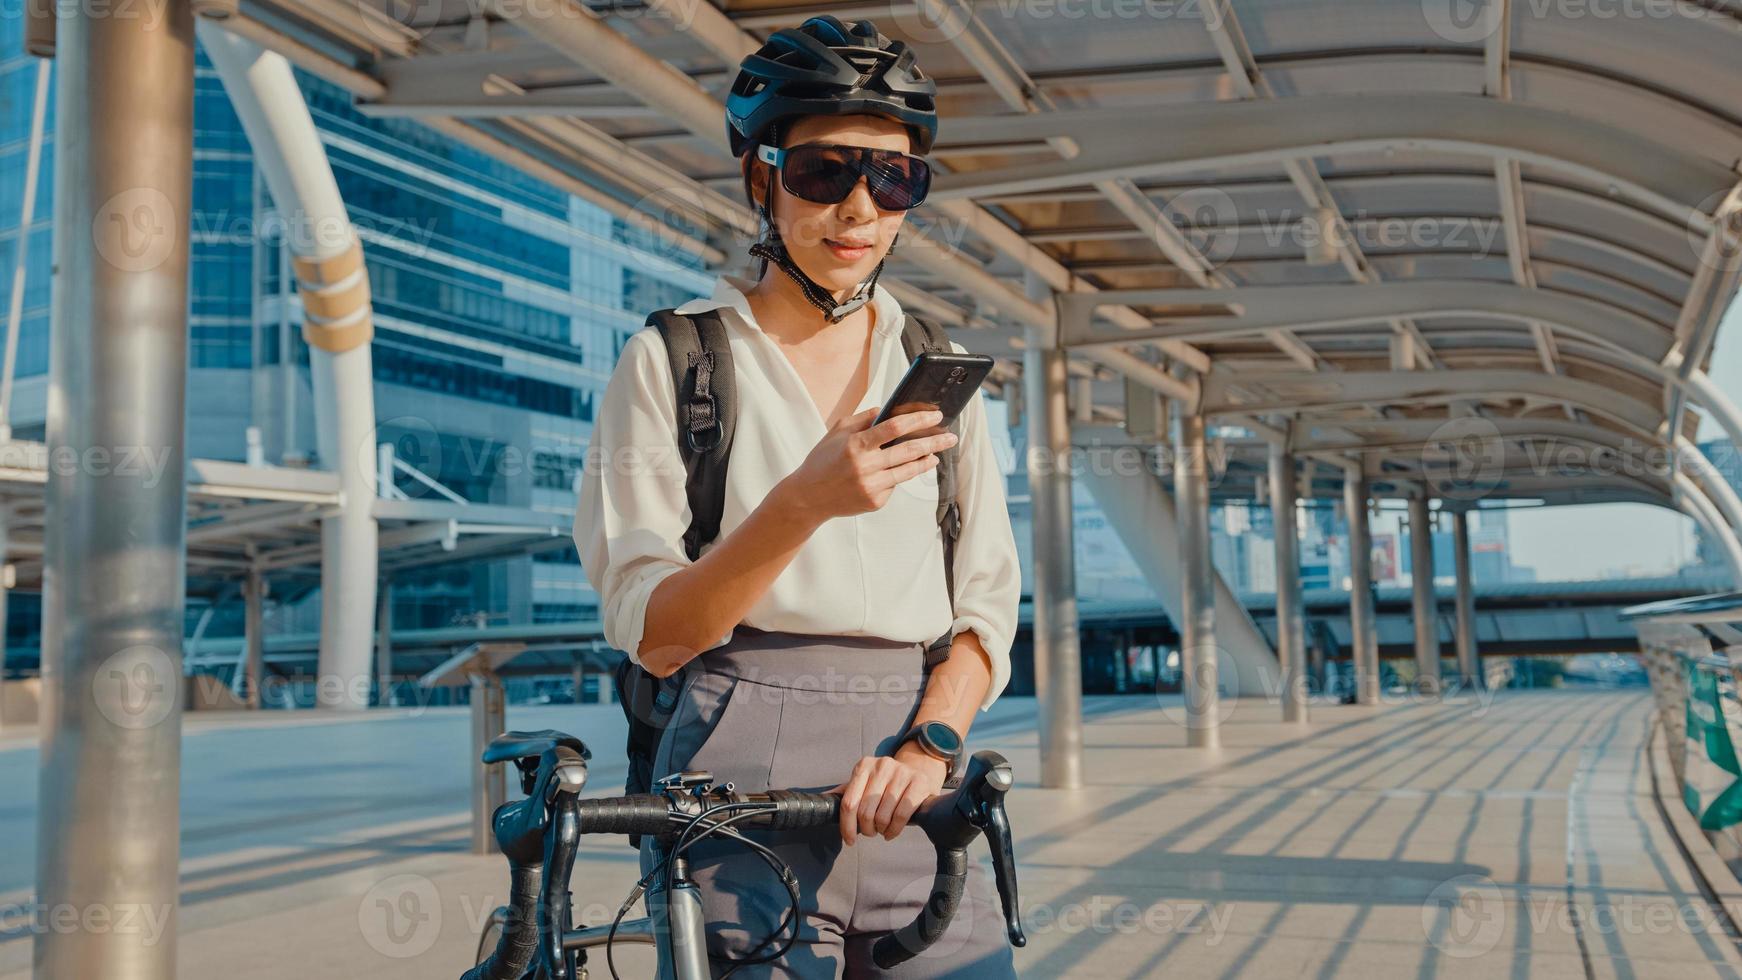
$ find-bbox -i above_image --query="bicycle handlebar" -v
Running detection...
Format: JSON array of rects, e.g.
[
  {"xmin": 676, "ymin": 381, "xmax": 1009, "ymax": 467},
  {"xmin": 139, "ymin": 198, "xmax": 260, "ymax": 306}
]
[{"xmin": 463, "ymin": 735, "xmax": 1024, "ymax": 980}]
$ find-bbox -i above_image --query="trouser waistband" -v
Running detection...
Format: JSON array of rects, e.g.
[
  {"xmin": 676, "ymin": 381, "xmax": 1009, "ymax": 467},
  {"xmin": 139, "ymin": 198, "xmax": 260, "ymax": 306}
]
[{"xmin": 692, "ymin": 624, "xmax": 927, "ymax": 693}]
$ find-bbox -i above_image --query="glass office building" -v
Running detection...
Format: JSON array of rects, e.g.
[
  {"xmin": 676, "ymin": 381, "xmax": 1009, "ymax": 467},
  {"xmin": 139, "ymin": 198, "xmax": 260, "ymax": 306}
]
[{"xmin": 0, "ymin": 29, "xmax": 710, "ymax": 662}]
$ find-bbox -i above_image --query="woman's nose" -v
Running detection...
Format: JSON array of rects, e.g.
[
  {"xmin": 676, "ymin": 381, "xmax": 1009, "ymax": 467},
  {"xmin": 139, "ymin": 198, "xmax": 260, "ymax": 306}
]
[{"xmin": 836, "ymin": 175, "xmax": 878, "ymax": 222}]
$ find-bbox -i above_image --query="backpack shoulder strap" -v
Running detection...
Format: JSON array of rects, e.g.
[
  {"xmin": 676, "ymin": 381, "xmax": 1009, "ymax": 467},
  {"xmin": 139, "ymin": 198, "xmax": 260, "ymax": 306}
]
[
  {"xmin": 900, "ymin": 314, "xmax": 964, "ymax": 670},
  {"xmin": 647, "ymin": 308, "xmax": 736, "ymax": 562}
]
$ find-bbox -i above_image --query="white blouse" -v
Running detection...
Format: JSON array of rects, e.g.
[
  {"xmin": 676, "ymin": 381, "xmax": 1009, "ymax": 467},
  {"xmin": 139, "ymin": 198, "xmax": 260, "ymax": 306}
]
[{"xmin": 573, "ymin": 273, "xmax": 1021, "ymax": 711}]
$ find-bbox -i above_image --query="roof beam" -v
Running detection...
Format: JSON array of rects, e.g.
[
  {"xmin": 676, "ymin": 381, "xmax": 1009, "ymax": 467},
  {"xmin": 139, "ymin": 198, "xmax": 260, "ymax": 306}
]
[
  {"xmin": 1200, "ymin": 0, "xmax": 1432, "ymax": 372},
  {"xmin": 933, "ymin": 96, "xmax": 1731, "ymax": 232},
  {"xmin": 1198, "ymin": 369, "xmax": 1662, "ymax": 438},
  {"xmin": 1057, "ymin": 281, "xmax": 1673, "ymax": 364},
  {"xmin": 486, "ymin": 0, "xmax": 1211, "ymax": 393}
]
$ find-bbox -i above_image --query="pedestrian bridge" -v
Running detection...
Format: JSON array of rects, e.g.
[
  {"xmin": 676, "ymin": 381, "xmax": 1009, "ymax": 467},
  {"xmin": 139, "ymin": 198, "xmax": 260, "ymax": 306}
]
[{"xmin": 3, "ymin": 687, "xmax": 1734, "ymax": 979}]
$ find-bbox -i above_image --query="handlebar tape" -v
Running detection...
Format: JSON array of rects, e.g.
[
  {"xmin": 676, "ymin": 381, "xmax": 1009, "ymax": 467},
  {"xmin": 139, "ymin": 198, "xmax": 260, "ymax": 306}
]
[
  {"xmin": 761, "ymin": 790, "xmax": 840, "ymax": 830},
  {"xmin": 870, "ymin": 847, "xmax": 969, "ymax": 969},
  {"xmin": 461, "ymin": 864, "xmax": 543, "ymax": 980},
  {"xmin": 573, "ymin": 795, "xmax": 674, "ymax": 837}
]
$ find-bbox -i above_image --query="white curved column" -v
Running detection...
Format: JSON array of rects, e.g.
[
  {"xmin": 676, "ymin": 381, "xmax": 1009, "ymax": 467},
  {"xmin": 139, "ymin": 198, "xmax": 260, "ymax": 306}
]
[{"xmin": 200, "ymin": 22, "xmax": 379, "ymax": 709}]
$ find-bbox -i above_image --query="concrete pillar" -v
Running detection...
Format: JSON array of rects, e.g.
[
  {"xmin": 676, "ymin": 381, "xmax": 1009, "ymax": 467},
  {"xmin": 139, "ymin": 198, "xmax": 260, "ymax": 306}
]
[
  {"xmin": 1175, "ymin": 412, "xmax": 1218, "ymax": 747},
  {"xmin": 241, "ymin": 566, "xmax": 264, "ymax": 708},
  {"xmin": 470, "ymin": 673, "xmax": 507, "ymax": 854},
  {"xmin": 1344, "ymin": 473, "xmax": 1379, "ymax": 705},
  {"xmin": 1408, "ymin": 495, "xmax": 1442, "ymax": 695},
  {"xmin": 1268, "ymin": 442, "xmax": 1307, "ymax": 723},
  {"xmin": 1023, "ymin": 269, "xmax": 1082, "ymax": 788},
  {"xmin": 34, "ymin": 2, "xmax": 194, "ymax": 975},
  {"xmin": 1451, "ymin": 509, "xmax": 1481, "ymax": 689}
]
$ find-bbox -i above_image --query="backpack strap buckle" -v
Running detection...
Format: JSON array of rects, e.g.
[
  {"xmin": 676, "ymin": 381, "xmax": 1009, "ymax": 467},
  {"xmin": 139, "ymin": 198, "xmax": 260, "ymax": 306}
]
[{"xmin": 684, "ymin": 349, "xmax": 725, "ymax": 453}]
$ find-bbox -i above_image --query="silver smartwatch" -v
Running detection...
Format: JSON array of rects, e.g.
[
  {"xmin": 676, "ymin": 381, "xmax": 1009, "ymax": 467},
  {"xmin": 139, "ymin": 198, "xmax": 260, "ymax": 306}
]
[{"xmin": 898, "ymin": 720, "xmax": 966, "ymax": 789}]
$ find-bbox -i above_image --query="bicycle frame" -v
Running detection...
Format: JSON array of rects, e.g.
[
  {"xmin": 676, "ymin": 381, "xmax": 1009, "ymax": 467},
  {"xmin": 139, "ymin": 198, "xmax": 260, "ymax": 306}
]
[{"xmin": 481, "ymin": 837, "xmax": 711, "ymax": 980}]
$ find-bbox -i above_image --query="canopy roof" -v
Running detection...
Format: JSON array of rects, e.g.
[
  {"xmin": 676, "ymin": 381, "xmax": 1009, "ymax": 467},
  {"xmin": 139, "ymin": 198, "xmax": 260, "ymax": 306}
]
[{"xmin": 218, "ymin": 0, "xmax": 1742, "ymax": 507}]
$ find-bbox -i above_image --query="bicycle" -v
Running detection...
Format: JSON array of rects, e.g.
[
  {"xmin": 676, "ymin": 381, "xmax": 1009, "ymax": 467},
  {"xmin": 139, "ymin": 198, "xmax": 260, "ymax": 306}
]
[{"xmin": 462, "ymin": 729, "xmax": 1026, "ymax": 980}]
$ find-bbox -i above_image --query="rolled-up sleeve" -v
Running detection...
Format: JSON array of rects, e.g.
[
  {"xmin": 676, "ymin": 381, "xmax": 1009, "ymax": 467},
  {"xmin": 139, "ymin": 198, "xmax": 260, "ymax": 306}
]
[
  {"xmin": 947, "ymin": 342, "xmax": 1022, "ymax": 711},
  {"xmin": 574, "ymin": 328, "xmax": 693, "ymax": 665}
]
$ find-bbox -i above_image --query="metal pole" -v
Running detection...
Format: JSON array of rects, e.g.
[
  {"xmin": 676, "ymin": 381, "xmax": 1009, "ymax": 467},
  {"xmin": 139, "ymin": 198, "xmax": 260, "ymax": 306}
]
[
  {"xmin": 35, "ymin": 0, "xmax": 194, "ymax": 974},
  {"xmin": 1268, "ymin": 441, "xmax": 1307, "ymax": 723},
  {"xmin": 1451, "ymin": 509, "xmax": 1480, "ymax": 690},
  {"xmin": 1344, "ymin": 473, "xmax": 1379, "ymax": 705},
  {"xmin": 1, "ymin": 58, "xmax": 51, "ymax": 442},
  {"xmin": 375, "ymin": 577, "xmax": 393, "ymax": 706},
  {"xmin": 1408, "ymin": 495, "xmax": 1441, "ymax": 696},
  {"xmin": 1023, "ymin": 269, "xmax": 1082, "ymax": 788},
  {"xmin": 1175, "ymin": 412, "xmax": 1218, "ymax": 747},
  {"xmin": 242, "ymin": 565, "xmax": 264, "ymax": 708},
  {"xmin": 470, "ymin": 672, "xmax": 507, "ymax": 854}
]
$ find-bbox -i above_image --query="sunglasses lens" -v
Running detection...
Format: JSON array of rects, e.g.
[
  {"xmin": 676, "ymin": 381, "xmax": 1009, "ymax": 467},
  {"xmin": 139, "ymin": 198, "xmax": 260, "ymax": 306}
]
[
  {"xmin": 779, "ymin": 145, "xmax": 931, "ymax": 211},
  {"xmin": 782, "ymin": 145, "xmax": 862, "ymax": 205},
  {"xmin": 866, "ymin": 153, "xmax": 929, "ymax": 210}
]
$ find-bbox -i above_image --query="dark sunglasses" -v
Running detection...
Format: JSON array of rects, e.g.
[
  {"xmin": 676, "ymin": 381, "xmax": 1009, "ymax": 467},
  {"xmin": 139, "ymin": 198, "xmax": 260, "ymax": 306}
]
[{"xmin": 755, "ymin": 141, "xmax": 931, "ymax": 211}]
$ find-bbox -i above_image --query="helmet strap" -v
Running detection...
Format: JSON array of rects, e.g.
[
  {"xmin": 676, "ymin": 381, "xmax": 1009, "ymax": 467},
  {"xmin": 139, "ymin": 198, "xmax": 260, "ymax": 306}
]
[{"xmin": 748, "ymin": 159, "xmax": 889, "ymax": 325}]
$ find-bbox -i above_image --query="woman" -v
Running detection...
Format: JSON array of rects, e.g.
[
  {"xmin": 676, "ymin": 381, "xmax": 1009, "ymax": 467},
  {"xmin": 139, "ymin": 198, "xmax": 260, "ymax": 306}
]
[{"xmin": 575, "ymin": 15, "xmax": 1021, "ymax": 978}]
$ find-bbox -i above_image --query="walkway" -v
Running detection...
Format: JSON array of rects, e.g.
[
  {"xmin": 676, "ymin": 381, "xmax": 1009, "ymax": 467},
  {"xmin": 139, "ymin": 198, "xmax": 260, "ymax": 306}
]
[{"xmin": 1, "ymin": 689, "xmax": 1734, "ymax": 978}]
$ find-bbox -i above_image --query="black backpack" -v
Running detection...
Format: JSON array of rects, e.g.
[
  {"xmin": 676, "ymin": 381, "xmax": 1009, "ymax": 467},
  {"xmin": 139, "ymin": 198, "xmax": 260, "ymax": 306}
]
[{"xmin": 613, "ymin": 306, "xmax": 965, "ymax": 829}]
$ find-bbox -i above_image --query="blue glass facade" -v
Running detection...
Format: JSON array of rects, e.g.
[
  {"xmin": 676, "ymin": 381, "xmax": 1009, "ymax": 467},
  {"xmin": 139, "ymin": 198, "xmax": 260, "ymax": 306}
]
[{"xmin": 0, "ymin": 26, "xmax": 710, "ymax": 657}]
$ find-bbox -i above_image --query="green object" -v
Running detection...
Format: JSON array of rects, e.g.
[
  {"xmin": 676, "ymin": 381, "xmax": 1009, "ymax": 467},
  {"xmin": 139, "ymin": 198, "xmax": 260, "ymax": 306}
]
[{"xmin": 1683, "ymin": 657, "xmax": 1742, "ymax": 830}]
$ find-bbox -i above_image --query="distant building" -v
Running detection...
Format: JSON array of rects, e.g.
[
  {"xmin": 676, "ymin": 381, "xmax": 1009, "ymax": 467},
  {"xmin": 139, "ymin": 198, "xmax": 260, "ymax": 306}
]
[{"xmin": 0, "ymin": 34, "xmax": 709, "ymax": 660}]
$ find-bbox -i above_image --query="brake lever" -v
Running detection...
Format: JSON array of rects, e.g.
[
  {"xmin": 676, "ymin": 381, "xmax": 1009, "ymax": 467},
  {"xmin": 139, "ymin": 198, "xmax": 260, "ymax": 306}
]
[
  {"xmin": 540, "ymin": 798, "xmax": 582, "ymax": 980},
  {"xmin": 960, "ymin": 750, "xmax": 1024, "ymax": 947},
  {"xmin": 978, "ymin": 789, "xmax": 1026, "ymax": 948}
]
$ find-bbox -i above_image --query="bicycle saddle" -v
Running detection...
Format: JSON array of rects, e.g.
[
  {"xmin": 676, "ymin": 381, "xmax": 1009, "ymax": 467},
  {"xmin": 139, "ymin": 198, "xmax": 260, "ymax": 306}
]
[{"xmin": 482, "ymin": 730, "xmax": 591, "ymax": 766}]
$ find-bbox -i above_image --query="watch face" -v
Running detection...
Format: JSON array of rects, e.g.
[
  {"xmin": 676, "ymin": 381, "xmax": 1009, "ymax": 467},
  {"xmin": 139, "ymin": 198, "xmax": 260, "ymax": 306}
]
[{"xmin": 923, "ymin": 721, "xmax": 962, "ymax": 755}]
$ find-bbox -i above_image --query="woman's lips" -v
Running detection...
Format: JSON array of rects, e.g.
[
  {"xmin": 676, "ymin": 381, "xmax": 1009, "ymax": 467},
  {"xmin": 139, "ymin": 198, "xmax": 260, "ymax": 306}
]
[{"xmin": 825, "ymin": 238, "xmax": 872, "ymax": 260}]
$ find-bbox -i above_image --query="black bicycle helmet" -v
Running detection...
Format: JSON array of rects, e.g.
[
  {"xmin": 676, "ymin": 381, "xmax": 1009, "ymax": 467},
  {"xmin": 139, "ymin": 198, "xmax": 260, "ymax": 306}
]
[{"xmin": 726, "ymin": 15, "xmax": 939, "ymax": 158}]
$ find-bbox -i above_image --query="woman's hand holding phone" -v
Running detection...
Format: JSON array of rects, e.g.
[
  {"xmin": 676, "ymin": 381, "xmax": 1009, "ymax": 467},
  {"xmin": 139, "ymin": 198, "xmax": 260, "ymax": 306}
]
[{"xmin": 773, "ymin": 405, "xmax": 958, "ymax": 524}]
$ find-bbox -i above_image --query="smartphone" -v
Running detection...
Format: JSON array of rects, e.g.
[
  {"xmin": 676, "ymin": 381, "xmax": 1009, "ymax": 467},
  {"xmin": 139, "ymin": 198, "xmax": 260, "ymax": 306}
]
[{"xmin": 873, "ymin": 350, "xmax": 995, "ymax": 448}]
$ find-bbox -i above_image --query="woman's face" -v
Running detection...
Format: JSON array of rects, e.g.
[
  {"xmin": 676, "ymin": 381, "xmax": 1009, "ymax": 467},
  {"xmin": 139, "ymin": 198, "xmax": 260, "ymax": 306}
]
[{"xmin": 748, "ymin": 113, "xmax": 914, "ymax": 298}]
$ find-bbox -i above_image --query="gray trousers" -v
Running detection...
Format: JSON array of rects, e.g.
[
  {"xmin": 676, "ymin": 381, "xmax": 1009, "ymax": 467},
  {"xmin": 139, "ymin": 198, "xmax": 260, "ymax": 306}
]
[{"xmin": 641, "ymin": 626, "xmax": 1018, "ymax": 979}]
